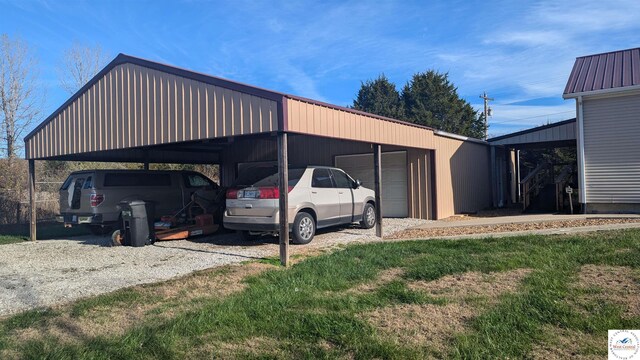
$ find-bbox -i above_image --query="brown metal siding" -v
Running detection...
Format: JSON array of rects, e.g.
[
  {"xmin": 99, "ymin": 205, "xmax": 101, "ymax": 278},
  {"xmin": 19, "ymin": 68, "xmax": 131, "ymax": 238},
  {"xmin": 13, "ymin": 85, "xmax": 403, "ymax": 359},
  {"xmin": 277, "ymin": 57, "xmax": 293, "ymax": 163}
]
[
  {"xmin": 25, "ymin": 63, "xmax": 279, "ymax": 159},
  {"xmin": 434, "ymin": 135, "xmax": 492, "ymax": 218},
  {"xmin": 407, "ymin": 148, "xmax": 431, "ymax": 219},
  {"xmin": 286, "ymin": 98, "xmax": 435, "ymax": 149}
]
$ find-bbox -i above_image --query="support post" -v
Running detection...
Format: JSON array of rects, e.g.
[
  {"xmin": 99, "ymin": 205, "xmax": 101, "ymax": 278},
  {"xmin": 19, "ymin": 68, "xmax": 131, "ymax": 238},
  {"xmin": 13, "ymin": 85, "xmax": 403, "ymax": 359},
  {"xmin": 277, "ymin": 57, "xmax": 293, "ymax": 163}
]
[
  {"xmin": 28, "ymin": 159, "xmax": 36, "ymax": 241},
  {"xmin": 490, "ymin": 146, "xmax": 497, "ymax": 208},
  {"xmin": 516, "ymin": 149, "xmax": 521, "ymax": 203},
  {"xmin": 277, "ymin": 132, "xmax": 289, "ymax": 267},
  {"xmin": 373, "ymin": 144, "xmax": 383, "ymax": 238},
  {"xmin": 143, "ymin": 162, "xmax": 150, "ymax": 170}
]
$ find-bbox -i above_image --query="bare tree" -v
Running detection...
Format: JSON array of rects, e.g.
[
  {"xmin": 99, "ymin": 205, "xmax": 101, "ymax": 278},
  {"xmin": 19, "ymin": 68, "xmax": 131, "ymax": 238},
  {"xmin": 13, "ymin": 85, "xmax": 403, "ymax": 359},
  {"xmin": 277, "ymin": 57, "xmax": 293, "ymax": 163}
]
[
  {"xmin": 58, "ymin": 43, "xmax": 110, "ymax": 94},
  {"xmin": 0, "ymin": 34, "xmax": 42, "ymax": 160}
]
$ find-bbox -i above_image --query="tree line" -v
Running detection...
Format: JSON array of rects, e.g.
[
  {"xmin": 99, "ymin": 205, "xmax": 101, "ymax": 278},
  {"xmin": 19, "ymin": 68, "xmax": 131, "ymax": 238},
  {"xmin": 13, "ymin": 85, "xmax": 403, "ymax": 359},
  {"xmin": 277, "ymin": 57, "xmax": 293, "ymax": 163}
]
[{"xmin": 352, "ymin": 72, "xmax": 485, "ymax": 139}]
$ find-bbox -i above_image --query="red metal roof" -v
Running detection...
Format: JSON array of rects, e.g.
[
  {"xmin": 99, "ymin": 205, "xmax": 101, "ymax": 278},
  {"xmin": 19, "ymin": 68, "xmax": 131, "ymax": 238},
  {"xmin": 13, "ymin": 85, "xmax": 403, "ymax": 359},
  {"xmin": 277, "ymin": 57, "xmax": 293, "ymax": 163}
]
[{"xmin": 563, "ymin": 47, "xmax": 640, "ymax": 96}]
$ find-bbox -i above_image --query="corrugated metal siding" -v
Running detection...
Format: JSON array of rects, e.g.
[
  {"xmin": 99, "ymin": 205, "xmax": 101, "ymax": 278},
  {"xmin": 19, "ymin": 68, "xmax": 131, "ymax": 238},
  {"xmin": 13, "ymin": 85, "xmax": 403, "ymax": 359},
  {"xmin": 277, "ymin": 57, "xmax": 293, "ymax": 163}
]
[
  {"xmin": 564, "ymin": 48, "xmax": 640, "ymax": 96},
  {"xmin": 583, "ymin": 94, "xmax": 640, "ymax": 203},
  {"xmin": 434, "ymin": 135, "xmax": 492, "ymax": 218},
  {"xmin": 286, "ymin": 98, "xmax": 435, "ymax": 149},
  {"xmin": 25, "ymin": 63, "xmax": 279, "ymax": 159},
  {"xmin": 407, "ymin": 148, "xmax": 432, "ymax": 219},
  {"xmin": 489, "ymin": 120, "xmax": 576, "ymax": 146}
]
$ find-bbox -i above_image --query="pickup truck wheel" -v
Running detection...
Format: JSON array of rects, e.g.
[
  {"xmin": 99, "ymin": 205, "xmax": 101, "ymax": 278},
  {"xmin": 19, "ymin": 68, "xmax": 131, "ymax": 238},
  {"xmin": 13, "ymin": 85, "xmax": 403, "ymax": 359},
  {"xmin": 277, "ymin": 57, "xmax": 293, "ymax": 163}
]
[
  {"xmin": 360, "ymin": 203, "xmax": 376, "ymax": 229},
  {"xmin": 111, "ymin": 229, "xmax": 123, "ymax": 246},
  {"xmin": 292, "ymin": 212, "xmax": 315, "ymax": 245}
]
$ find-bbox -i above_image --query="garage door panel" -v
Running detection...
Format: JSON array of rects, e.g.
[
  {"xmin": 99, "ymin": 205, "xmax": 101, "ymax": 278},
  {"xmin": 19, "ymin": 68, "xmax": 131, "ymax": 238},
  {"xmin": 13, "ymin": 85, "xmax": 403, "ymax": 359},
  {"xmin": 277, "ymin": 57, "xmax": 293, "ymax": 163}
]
[{"xmin": 335, "ymin": 151, "xmax": 408, "ymax": 217}]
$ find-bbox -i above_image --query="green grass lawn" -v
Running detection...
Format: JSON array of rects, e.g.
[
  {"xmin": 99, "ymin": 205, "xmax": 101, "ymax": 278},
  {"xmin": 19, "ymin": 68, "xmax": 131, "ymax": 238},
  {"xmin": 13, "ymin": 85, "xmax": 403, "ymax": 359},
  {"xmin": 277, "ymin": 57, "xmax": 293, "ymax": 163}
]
[
  {"xmin": 0, "ymin": 222, "xmax": 90, "ymax": 245},
  {"xmin": 1, "ymin": 229, "xmax": 639, "ymax": 359}
]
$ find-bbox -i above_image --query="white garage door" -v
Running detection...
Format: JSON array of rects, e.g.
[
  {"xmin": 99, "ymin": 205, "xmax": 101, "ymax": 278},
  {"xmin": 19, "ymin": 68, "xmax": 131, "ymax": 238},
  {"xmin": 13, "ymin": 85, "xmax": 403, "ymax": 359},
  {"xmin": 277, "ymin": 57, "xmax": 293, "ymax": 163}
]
[{"xmin": 335, "ymin": 151, "xmax": 408, "ymax": 217}]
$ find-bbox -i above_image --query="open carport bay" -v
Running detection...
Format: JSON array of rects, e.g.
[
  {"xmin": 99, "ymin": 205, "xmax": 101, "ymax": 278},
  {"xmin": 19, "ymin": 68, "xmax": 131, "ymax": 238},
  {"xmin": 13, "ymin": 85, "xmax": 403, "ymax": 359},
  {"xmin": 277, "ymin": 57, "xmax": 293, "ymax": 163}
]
[{"xmin": 0, "ymin": 218, "xmax": 426, "ymax": 316}]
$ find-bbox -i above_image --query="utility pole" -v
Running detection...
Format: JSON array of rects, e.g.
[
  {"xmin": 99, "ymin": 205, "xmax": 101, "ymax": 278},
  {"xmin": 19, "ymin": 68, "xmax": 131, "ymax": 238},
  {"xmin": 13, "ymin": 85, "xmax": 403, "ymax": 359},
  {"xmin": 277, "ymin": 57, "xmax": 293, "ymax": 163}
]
[{"xmin": 479, "ymin": 92, "xmax": 494, "ymax": 140}]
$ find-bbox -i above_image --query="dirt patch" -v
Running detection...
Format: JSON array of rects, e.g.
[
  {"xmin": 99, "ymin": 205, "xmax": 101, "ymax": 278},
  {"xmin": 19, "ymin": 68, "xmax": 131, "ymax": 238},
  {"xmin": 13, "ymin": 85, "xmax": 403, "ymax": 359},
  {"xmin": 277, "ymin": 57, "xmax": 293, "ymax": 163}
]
[
  {"xmin": 530, "ymin": 325, "xmax": 603, "ymax": 359},
  {"xmin": 389, "ymin": 218, "xmax": 640, "ymax": 239},
  {"xmin": 408, "ymin": 268, "xmax": 532, "ymax": 303},
  {"xmin": 363, "ymin": 268, "xmax": 531, "ymax": 354},
  {"xmin": 365, "ymin": 303, "xmax": 475, "ymax": 354},
  {"xmin": 11, "ymin": 261, "xmax": 275, "ymax": 344},
  {"xmin": 574, "ymin": 264, "xmax": 640, "ymax": 318},
  {"xmin": 196, "ymin": 336, "xmax": 288, "ymax": 359},
  {"xmin": 348, "ymin": 268, "xmax": 404, "ymax": 293}
]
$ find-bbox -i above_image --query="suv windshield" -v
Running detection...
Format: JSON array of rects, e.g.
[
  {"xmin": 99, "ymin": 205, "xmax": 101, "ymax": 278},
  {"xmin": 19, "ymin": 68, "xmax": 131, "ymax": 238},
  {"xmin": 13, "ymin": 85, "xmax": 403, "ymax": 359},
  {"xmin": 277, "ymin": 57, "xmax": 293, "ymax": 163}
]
[{"xmin": 244, "ymin": 168, "xmax": 305, "ymax": 188}]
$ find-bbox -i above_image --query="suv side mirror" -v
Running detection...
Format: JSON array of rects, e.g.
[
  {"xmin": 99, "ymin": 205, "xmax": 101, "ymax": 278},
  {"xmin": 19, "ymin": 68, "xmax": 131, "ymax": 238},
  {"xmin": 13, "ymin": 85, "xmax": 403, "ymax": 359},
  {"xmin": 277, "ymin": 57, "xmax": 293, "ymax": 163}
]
[{"xmin": 353, "ymin": 179, "xmax": 362, "ymax": 189}]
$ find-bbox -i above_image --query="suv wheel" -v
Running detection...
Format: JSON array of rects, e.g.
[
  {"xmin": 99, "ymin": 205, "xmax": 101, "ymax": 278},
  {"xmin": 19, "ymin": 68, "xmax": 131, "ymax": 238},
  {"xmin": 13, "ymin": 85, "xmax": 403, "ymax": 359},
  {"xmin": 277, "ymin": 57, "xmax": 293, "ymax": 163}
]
[
  {"xmin": 292, "ymin": 212, "xmax": 315, "ymax": 245},
  {"xmin": 360, "ymin": 203, "xmax": 376, "ymax": 229}
]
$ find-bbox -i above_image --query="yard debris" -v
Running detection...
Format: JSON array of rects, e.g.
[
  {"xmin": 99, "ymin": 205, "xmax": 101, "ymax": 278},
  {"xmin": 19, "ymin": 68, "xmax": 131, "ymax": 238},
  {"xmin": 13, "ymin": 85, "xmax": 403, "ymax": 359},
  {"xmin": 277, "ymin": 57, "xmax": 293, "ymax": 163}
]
[{"xmin": 389, "ymin": 218, "xmax": 640, "ymax": 239}]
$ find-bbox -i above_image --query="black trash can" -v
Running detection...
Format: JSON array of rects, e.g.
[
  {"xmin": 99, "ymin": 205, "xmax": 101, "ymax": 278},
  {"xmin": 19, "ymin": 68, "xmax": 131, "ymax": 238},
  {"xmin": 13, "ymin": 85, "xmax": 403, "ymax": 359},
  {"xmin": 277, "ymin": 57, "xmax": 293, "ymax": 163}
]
[{"xmin": 119, "ymin": 200, "xmax": 155, "ymax": 247}]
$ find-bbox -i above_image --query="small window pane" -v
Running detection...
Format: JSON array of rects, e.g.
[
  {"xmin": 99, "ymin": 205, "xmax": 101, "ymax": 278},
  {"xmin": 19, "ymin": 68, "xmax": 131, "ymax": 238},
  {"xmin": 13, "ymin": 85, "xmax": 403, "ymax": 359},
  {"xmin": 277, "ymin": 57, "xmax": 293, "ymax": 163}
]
[
  {"xmin": 331, "ymin": 170, "xmax": 352, "ymax": 188},
  {"xmin": 312, "ymin": 169, "xmax": 334, "ymax": 188},
  {"xmin": 61, "ymin": 176, "xmax": 73, "ymax": 190},
  {"xmin": 83, "ymin": 176, "xmax": 93, "ymax": 189},
  {"xmin": 185, "ymin": 174, "xmax": 211, "ymax": 187}
]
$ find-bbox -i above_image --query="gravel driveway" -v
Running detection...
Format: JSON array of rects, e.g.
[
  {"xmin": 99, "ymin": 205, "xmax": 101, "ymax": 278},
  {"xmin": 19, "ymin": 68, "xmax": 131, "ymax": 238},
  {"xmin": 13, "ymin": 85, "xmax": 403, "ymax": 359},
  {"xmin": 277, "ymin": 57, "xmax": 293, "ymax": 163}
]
[{"xmin": 0, "ymin": 218, "xmax": 427, "ymax": 317}]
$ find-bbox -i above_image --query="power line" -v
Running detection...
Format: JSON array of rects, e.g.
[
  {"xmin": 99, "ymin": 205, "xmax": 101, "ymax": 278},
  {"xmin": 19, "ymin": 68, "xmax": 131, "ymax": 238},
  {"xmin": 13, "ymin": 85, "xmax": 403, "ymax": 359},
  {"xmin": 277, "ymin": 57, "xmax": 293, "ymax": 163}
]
[{"xmin": 479, "ymin": 92, "xmax": 494, "ymax": 140}]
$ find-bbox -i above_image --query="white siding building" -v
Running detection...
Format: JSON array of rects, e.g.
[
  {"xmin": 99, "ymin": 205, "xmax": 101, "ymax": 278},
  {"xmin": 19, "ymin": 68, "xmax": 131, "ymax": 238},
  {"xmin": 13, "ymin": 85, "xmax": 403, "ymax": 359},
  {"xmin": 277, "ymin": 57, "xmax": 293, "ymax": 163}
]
[{"xmin": 563, "ymin": 47, "xmax": 640, "ymax": 213}]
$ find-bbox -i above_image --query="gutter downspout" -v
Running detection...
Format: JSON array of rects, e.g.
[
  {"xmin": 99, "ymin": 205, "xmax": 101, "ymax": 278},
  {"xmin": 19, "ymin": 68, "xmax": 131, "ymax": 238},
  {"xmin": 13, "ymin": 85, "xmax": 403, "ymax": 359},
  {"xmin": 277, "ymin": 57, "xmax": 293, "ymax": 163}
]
[{"xmin": 576, "ymin": 96, "xmax": 587, "ymax": 213}]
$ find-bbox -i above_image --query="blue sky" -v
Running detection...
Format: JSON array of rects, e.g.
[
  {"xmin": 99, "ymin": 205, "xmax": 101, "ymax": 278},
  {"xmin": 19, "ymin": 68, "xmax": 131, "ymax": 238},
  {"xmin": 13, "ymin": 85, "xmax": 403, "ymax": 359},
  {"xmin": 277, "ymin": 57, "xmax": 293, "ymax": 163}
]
[{"xmin": 1, "ymin": 0, "xmax": 639, "ymax": 138}]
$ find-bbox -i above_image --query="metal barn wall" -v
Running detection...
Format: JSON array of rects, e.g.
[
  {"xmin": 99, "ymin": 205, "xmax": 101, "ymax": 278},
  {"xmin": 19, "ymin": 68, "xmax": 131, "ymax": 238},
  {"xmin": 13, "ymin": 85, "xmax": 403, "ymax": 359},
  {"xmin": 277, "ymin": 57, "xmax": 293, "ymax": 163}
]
[
  {"xmin": 286, "ymin": 98, "xmax": 435, "ymax": 149},
  {"xmin": 25, "ymin": 63, "xmax": 279, "ymax": 159},
  {"xmin": 434, "ymin": 135, "xmax": 492, "ymax": 218},
  {"xmin": 407, "ymin": 148, "xmax": 433, "ymax": 220},
  {"xmin": 583, "ymin": 93, "xmax": 640, "ymax": 204},
  {"xmin": 489, "ymin": 121, "xmax": 576, "ymax": 146},
  {"xmin": 221, "ymin": 135, "xmax": 434, "ymax": 219}
]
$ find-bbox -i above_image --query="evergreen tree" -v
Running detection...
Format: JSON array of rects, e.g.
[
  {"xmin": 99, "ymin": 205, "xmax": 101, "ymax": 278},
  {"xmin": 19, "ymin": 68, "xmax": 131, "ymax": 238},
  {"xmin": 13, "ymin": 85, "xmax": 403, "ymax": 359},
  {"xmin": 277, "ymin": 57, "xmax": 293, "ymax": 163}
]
[
  {"xmin": 401, "ymin": 70, "xmax": 484, "ymax": 138},
  {"xmin": 352, "ymin": 74, "xmax": 404, "ymax": 119}
]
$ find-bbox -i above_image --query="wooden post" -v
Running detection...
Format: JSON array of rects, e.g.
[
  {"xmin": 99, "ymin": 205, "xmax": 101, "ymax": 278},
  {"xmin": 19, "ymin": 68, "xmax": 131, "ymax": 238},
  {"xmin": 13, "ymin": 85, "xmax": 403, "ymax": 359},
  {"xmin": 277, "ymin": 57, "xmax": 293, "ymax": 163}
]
[
  {"xmin": 277, "ymin": 132, "xmax": 289, "ymax": 267},
  {"xmin": 28, "ymin": 159, "xmax": 36, "ymax": 241},
  {"xmin": 373, "ymin": 144, "xmax": 383, "ymax": 238}
]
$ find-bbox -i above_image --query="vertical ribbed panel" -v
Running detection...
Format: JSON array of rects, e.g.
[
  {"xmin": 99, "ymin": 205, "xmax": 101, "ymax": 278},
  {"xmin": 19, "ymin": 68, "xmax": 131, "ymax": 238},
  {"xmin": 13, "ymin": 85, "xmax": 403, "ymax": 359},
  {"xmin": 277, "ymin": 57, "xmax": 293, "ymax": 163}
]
[
  {"xmin": 26, "ymin": 63, "xmax": 279, "ymax": 159},
  {"xmin": 286, "ymin": 98, "xmax": 434, "ymax": 149},
  {"xmin": 434, "ymin": 135, "xmax": 492, "ymax": 219}
]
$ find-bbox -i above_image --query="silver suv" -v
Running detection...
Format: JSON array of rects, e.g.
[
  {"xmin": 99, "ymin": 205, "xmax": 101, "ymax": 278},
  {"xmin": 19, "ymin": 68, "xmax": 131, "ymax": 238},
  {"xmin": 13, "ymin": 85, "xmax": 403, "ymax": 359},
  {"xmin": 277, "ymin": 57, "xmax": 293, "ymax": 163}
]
[
  {"xmin": 58, "ymin": 170, "xmax": 220, "ymax": 235},
  {"xmin": 223, "ymin": 166, "xmax": 376, "ymax": 244}
]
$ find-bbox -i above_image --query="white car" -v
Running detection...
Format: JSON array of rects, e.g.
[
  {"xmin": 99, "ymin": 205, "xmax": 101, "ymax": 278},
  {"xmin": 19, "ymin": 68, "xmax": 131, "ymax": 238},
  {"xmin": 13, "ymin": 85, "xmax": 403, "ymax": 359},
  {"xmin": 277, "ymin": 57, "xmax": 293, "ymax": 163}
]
[{"xmin": 223, "ymin": 166, "xmax": 376, "ymax": 244}]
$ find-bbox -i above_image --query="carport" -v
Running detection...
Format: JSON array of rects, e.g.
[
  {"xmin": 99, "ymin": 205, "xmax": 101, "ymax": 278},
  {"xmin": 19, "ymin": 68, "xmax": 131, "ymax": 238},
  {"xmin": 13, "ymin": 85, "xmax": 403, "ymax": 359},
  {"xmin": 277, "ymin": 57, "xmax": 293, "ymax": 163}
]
[{"xmin": 24, "ymin": 54, "xmax": 492, "ymax": 265}]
